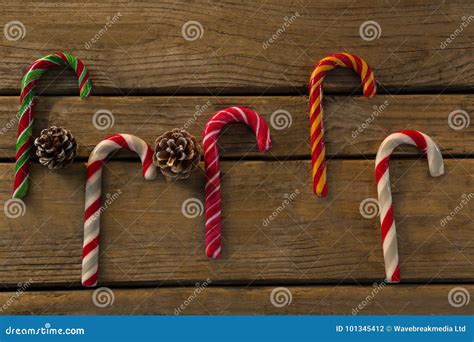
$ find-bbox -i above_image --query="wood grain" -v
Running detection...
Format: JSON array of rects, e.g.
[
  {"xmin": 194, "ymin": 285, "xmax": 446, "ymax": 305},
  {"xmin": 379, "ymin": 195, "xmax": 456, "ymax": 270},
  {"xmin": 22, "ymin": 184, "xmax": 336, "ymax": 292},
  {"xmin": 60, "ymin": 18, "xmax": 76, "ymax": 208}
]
[
  {"xmin": 0, "ymin": 95, "xmax": 471, "ymax": 159},
  {"xmin": 0, "ymin": 159, "xmax": 472, "ymax": 287},
  {"xmin": 1, "ymin": 1, "xmax": 473, "ymax": 95},
  {"xmin": 1, "ymin": 285, "xmax": 472, "ymax": 315}
]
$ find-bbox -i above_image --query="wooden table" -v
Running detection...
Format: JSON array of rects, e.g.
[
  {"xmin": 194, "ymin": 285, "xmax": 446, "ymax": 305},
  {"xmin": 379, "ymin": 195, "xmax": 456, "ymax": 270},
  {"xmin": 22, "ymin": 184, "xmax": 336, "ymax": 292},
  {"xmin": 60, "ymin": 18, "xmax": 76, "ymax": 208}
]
[{"xmin": 0, "ymin": 0, "xmax": 472, "ymax": 314}]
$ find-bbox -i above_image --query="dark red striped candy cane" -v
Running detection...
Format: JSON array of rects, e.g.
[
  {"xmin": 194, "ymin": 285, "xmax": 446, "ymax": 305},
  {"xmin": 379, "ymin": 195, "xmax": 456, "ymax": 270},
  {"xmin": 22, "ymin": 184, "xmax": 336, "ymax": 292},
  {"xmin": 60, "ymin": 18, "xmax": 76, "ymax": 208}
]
[{"xmin": 202, "ymin": 106, "xmax": 272, "ymax": 258}]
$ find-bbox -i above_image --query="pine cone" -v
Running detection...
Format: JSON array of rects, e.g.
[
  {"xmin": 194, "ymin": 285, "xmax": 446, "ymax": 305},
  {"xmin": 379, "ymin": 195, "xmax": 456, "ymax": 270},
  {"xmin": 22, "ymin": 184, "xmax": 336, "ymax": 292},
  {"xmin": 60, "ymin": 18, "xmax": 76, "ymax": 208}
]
[
  {"xmin": 153, "ymin": 129, "xmax": 202, "ymax": 180},
  {"xmin": 34, "ymin": 126, "xmax": 77, "ymax": 169}
]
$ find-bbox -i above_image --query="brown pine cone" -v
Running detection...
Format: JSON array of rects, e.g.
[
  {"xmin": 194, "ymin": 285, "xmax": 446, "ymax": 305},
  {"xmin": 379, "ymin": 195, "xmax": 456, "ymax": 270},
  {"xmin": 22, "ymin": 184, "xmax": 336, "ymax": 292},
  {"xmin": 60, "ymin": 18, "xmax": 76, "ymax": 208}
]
[
  {"xmin": 153, "ymin": 129, "xmax": 202, "ymax": 180},
  {"xmin": 34, "ymin": 126, "xmax": 77, "ymax": 169}
]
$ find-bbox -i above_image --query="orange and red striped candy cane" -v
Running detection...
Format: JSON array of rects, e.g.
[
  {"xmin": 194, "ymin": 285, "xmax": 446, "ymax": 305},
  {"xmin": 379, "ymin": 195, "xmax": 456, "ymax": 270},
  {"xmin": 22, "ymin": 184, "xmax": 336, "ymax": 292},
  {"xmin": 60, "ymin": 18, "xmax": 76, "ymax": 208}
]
[
  {"xmin": 203, "ymin": 106, "xmax": 272, "ymax": 258},
  {"xmin": 309, "ymin": 52, "xmax": 377, "ymax": 197},
  {"xmin": 375, "ymin": 130, "xmax": 444, "ymax": 283}
]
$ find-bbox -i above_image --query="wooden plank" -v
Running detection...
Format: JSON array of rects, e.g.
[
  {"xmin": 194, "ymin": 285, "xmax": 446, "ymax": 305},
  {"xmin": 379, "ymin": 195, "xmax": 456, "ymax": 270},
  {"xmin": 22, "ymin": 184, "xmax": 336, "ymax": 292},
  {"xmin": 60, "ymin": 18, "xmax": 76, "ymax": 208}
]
[
  {"xmin": 1, "ymin": 1, "xmax": 474, "ymax": 95},
  {"xmin": 1, "ymin": 285, "xmax": 472, "ymax": 315},
  {"xmin": 0, "ymin": 159, "xmax": 472, "ymax": 286},
  {"xmin": 0, "ymin": 95, "xmax": 471, "ymax": 158}
]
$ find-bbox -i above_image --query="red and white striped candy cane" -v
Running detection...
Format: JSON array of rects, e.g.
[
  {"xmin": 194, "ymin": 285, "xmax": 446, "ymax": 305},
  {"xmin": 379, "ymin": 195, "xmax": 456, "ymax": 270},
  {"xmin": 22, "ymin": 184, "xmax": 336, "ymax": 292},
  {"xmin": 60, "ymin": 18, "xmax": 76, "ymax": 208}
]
[
  {"xmin": 375, "ymin": 130, "xmax": 444, "ymax": 283},
  {"xmin": 82, "ymin": 134, "xmax": 157, "ymax": 287},
  {"xmin": 203, "ymin": 106, "xmax": 272, "ymax": 258}
]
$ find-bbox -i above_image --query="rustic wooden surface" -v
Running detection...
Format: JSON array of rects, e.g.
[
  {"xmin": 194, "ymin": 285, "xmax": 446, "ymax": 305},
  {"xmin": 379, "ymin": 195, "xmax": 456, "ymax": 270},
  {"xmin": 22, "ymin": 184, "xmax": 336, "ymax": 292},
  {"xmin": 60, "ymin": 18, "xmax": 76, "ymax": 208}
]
[
  {"xmin": 1, "ymin": 285, "xmax": 472, "ymax": 315},
  {"xmin": 0, "ymin": 95, "xmax": 472, "ymax": 158},
  {"xmin": 0, "ymin": 0, "xmax": 472, "ymax": 315},
  {"xmin": 1, "ymin": 0, "xmax": 474, "ymax": 95},
  {"xmin": 0, "ymin": 159, "xmax": 472, "ymax": 286}
]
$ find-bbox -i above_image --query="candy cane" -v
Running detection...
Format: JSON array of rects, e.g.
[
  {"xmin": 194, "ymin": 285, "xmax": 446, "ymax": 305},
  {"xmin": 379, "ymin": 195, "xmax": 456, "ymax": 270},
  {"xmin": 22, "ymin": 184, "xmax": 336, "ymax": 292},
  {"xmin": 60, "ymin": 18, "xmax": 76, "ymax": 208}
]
[
  {"xmin": 375, "ymin": 130, "xmax": 444, "ymax": 283},
  {"xmin": 203, "ymin": 106, "xmax": 272, "ymax": 258},
  {"xmin": 13, "ymin": 52, "xmax": 92, "ymax": 199},
  {"xmin": 82, "ymin": 134, "xmax": 156, "ymax": 287},
  {"xmin": 309, "ymin": 52, "xmax": 376, "ymax": 197}
]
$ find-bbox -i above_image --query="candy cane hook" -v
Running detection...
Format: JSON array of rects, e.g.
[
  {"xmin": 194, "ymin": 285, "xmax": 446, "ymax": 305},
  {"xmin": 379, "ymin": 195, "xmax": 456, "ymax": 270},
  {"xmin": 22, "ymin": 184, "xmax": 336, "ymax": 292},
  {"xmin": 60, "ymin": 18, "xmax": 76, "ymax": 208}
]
[
  {"xmin": 203, "ymin": 106, "xmax": 272, "ymax": 258},
  {"xmin": 13, "ymin": 52, "xmax": 92, "ymax": 198},
  {"xmin": 375, "ymin": 130, "xmax": 444, "ymax": 283},
  {"xmin": 82, "ymin": 134, "xmax": 156, "ymax": 287},
  {"xmin": 309, "ymin": 52, "xmax": 376, "ymax": 197}
]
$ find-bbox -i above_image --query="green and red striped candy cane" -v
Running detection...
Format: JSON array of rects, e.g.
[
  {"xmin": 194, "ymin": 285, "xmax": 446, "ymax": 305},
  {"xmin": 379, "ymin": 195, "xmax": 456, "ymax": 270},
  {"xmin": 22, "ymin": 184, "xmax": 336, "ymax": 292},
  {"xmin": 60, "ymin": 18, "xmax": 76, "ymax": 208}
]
[{"xmin": 13, "ymin": 52, "xmax": 92, "ymax": 198}]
